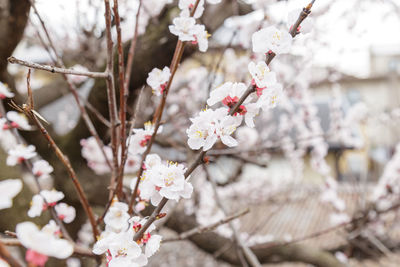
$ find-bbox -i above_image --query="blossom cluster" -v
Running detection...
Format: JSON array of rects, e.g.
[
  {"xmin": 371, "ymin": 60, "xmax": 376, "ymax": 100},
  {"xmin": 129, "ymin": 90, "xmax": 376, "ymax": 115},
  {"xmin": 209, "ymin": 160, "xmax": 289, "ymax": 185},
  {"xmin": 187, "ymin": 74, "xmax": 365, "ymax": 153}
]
[
  {"xmin": 93, "ymin": 201, "xmax": 162, "ymax": 267},
  {"xmin": 131, "ymin": 154, "xmax": 193, "ymax": 209},
  {"xmin": 186, "ymin": 25, "xmax": 289, "ymax": 151}
]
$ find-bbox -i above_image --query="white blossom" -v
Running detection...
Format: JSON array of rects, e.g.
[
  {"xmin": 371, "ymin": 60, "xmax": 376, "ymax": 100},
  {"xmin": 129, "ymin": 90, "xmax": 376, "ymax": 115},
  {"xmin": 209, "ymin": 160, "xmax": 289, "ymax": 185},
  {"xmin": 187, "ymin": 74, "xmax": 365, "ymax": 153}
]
[
  {"xmin": 32, "ymin": 160, "xmax": 54, "ymax": 179},
  {"xmin": 6, "ymin": 111, "xmax": 31, "ymax": 130},
  {"xmin": 55, "ymin": 203, "xmax": 76, "ymax": 223},
  {"xmin": 16, "ymin": 221, "xmax": 74, "ymax": 259},
  {"xmin": 169, "ymin": 16, "xmax": 196, "ymax": 41},
  {"xmin": 146, "ymin": 67, "xmax": 171, "ymax": 96},
  {"xmin": 0, "ymin": 82, "xmax": 14, "ymax": 99},
  {"xmin": 252, "ymin": 26, "xmax": 292, "ymax": 54},
  {"xmin": 187, "ymin": 108, "xmax": 241, "ymax": 150},
  {"xmin": 0, "ymin": 179, "xmax": 22, "ymax": 210},
  {"xmin": 248, "ymin": 61, "xmax": 277, "ymax": 90},
  {"xmin": 192, "ymin": 24, "xmax": 210, "ymax": 52},
  {"xmin": 179, "ymin": 0, "xmax": 204, "ymax": 19},
  {"xmin": 104, "ymin": 201, "xmax": 130, "ymax": 233},
  {"xmin": 6, "ymin": 144, "xmax": 37, "ymax": 166}
]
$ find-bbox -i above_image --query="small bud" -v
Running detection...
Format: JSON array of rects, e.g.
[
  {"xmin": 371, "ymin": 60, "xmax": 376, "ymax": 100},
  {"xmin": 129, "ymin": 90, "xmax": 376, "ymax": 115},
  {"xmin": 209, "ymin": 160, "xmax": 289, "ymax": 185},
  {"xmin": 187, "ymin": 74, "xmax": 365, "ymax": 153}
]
[{"xmin": 156, "ymin": 213, "xmax": 167, "ymax": 220}]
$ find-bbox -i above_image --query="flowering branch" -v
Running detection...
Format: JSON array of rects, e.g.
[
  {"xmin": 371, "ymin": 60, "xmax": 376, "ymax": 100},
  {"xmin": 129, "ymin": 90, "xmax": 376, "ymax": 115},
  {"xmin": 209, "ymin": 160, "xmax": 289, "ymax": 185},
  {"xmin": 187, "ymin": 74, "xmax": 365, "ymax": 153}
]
[
  {"xmin": 128, "ymin": 0, "xmax": 201, "ymax": 213},
  {"xmin": 7, "ymin": 57, "xmax": 108, "ymax": 78},
  {"xmin": 164, "ymin": 208, "xmax": 250, "ymax": 242},
  {"xmin": 131, "ymin": 0, "xmax": 317, "ymax": 244},
  {"xmin": 19, "ymin": 75, "xmax": 99, "ymax": 240}
]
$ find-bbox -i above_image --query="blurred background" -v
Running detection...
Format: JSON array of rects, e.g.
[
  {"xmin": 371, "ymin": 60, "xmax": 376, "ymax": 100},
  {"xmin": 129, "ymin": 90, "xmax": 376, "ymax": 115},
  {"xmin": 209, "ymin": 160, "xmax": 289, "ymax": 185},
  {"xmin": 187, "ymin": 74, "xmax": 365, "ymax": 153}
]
[{"xmin": 1, "ymin": 0, "xmax": 400, "ymax": 266}]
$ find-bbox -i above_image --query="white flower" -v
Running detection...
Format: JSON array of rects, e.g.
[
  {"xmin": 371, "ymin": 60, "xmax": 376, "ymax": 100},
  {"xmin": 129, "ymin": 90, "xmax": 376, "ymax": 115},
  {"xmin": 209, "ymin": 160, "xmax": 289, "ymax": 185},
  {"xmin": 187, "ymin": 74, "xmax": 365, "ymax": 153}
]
[
  {"xmin": 169, "ymin": 16, "xmax": 197, "ymax": 42},
  {"xmin": 287, "ymin": 9, "xmax": 313, "ymax": 34},
  {"xmin": 93, "ymin": 230, "xmax": 145, "ymax": 267},
  {"xmin": 146, "ymin": 67, "xmax": 171, "ymax": 96},
  {"xmin": 32, "ymin": 160, "xmax": 54, "ymax": 179},
  {"xmin": 0, "ymin": 179, "xmax": 22, "ymax": 210},
  {"xmin": 104, "ymin": 201, "xmax": 130, "ymax": 233},
  {"xmin": 55, "ymin": 203, "xmax": 76, "ymax": 223},
  {"xmin": 187, "ymin": 108, "xmax": 241, "ymax": 151},
  {"xmin": 28, "ymin": 190, "xmax": 65, "ymax": 218},
  {"xmin": 252, "ymin": 26, "xmax": 292, "ymax": 54},
  {"xmin": 148, "ymin": 162, "xmax": 193, "ymax": 201},
  {"xmin": 6, "ymin": 144, "xmax": 37, "ymax": 166},
  {"xmin": 6, "ymin": 111, "xmax": 31, "ymax": 130},
  {"xmin": 0, "ymin": 82, "xmax": 14, "ymax": 99},
  {"xmin": 248, "ymin": 61, "xmax": 277, "ymax": 90},
  {"xmin": 124, "ymin": 153, "xmax": 141, "ymax": 174},
  {"xmin": 80, "ymin": 137, "xmax": 112, "ymax": 175},
  {"xmin": 129, "ymin": 217, "xmax": 162, "ymax": 257},
  {"xmin": 127, "ymin": 122, "xmax": 161, "ymax": 155},
  {"xmin": 207, "ymin": 0, "xmax": 221, "ymax": 3},
  {"xmin": 16, "ymin": 221, "xmax": 74, "ymax": 259},
  {"xmin": 207, "ymin": 82, "xmax": 257, "ymax": 127},
  {"xmin": 256, "ymin": 83, "xmax": 283, "ymax": 110},
  {"xmin": 192, "ymin": 24, "xmax": 210, "ymax": 52}
]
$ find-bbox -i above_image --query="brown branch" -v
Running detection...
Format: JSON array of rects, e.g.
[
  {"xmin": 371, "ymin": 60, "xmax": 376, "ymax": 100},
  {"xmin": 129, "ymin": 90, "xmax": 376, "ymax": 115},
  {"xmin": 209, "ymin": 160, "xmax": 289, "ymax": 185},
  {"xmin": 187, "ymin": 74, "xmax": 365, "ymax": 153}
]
[
  {"xmin": 0, "ymin": 240, "xmax": 22, "ymax": 267},
  {"xmin": 104, "ymin": 0, "xmax": 120, "ymax": 200},
  {"xmin": 124, "ymin": 0, "xmax": 142, "ymax": 89},
  {"xmin": 7, "ymin": 57, "xmax": 108, "ymax": 78},
  {"xmin": 20, "ymin": 78, "xmax": 99, "ymax": 240},
  {"xmin": 113, "ymin": 0, "xmax": 128, "ymax": 198},
  {"xmin": 164, "ymin": 208, "xmax": 250, "ymax": 242}
]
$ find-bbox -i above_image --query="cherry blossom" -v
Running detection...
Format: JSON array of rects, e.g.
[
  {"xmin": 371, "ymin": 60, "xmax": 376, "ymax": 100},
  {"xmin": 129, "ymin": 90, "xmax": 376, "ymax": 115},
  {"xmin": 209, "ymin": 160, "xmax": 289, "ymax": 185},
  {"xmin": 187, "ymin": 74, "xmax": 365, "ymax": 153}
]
[
  {"xmin": 192, "ymin": 24, "xmax": 210, "ymax": 52},
  {"xmin": 0, "ymin": 179, "xmax": 22, "ymax": 210},
  {"xmin": 169, "ymin": 16, "xmax": 197, "ymax": 42},
  {"xmin": 127, "ymin": 122, "xmax": 162, "ymax": 155},
  {"xmin": 187, "ymin": 107, "xmax": 241, "ymax": 150},
  {"xmin": 5, "ymin": 111, "xmax": 31, "ymax": 130},
  {"xmin": 0, "ymin": 82, "xmax": 14, "ymax": 99},
  {"xmin": 16, "ymin": 221, "xmax": 74, "ymax": 260},
  {"xmin": 104, "ymin": 201, "xmax": 131, "ymax": 232},
  {"xmin": 28, "ymin": 190, "xmax": 65, "ymax": 218},
  {"xmin": 32, "ymin": 160, "xmax": 54, "ymax": 179},
  {"xmin": 146, "ymin": 67, "xmax": 171, "ymax": 96},
  {"xmin": 256, "ymin": 83, "xmax": 283, "ymax": 110},
  {"xmin": 54, "ymin": 203, "xmax": 76, "ymax": 223},
  {"xmin": 80, "ymin": 136, "xmax": 112, "ymax": 174},
  {"xmin": 248, "ymin": 61, "xmax": 277, "ymax": 91},
  {"xmin": 6, "ymin": 144, "xmax": 37, "ymax": 166},
  {"xmin": 252, "ymin": 26, "xmax": 292, "ymax": 54}
]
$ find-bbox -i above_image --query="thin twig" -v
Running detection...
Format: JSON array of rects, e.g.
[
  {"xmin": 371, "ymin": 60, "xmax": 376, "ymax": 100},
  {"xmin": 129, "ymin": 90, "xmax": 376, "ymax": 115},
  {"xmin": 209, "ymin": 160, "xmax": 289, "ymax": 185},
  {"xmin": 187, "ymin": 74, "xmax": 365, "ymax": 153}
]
[
  {"xmin": 113, "ymin": 0, "xmax": 128, "ymax": 197},
  {"xmin": 0, "ymin": 240, "xmax": 22, "ymax": 267},
  {"xmin": 7, "ymin": 57, "xmax": 108, "ymax": 78},
  {"xmin": 29, "ymin": 0, "xmax": 112, "ymax": 170},
  {"xmin": 20, "ymin": 78, "xmax": 99, "ymax": 240},
  {"xmin": 104, "ymin": 0, "xmax": 120, "ymax": 200},
  {"xmin": 164, "ymin": 208, "xmax": 250, "ymax": 242},
  {"xmin": 124, "ymin": 0, "xmax": 142, "ymax": 89}
]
